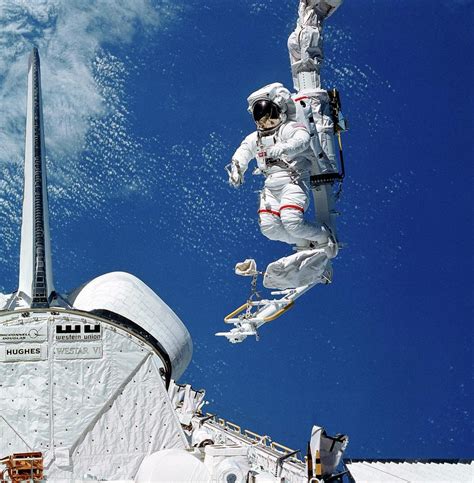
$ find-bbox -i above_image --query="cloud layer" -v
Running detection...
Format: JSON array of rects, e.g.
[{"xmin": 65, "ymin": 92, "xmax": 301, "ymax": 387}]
[
  {"xmin": 0, "ymin": 0, "xmax": 175, "ymax": 162},
  {"xmin": 0, "ymin": 0, "xmax": 182, "ymax": 279}
]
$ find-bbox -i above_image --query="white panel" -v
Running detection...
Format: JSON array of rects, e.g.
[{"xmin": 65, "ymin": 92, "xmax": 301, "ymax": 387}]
[
  {"xmin": 0, "ymin": 353, "xmax": 50, "ymax": 452},
  {"xmin": 54, "ymin": 343, "xmax": 102, "ymax": 360},
  {"xmin": 0, "ymin": 418, "xmax": 32, "ymax": 454},
  {"xmin": 135, "ymin": 449, "xmax": 211, "ymax": 482},
  {"xmin": 0, "ymin": 321, "xmax": 47, "ymax": 342},
  {"xmin": 49, "ymin": 327, "xmax": 150, "ymax": 451},
  {"xmin": 0, "ymin": 343, "xmax": 47, "ymax": 362},
  {"xmin": 70, "ymin": 272, "xmax": 192, "ymax": 379},
  {"xmin": 346, "ymin": 461, "xmax": 474, "ymax": 482},
  {"xmin": 51, "ymin": 356, "xmax": 188, "ymax": 480},
  {"xmin": 0, "ymin": 293, "xmax": 8, "ymax": 310}
]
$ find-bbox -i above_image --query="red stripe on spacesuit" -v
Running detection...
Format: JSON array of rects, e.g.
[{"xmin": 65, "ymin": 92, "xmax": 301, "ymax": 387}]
[
  {"xmin": 258, "ymin": 209, "xmax": 280, "ymax": 217},
  {"xmin": 294, "ymin": 96, "xmax": 309, "ymax": 102},
  {"xmin": 279, "ymin": 204, "xmax": 305, "ymax": 213}
]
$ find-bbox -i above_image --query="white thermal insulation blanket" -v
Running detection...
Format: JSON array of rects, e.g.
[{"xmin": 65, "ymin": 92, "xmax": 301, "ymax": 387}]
[
  {"xmin": 0, "ymin": 293, "xmax": 9, "ymax": 310},
  {"xmin": 0, "ymin": 312, "xmax": 188, "ymax": 481},
  {"xmin": 346, "ymin": 460, "xmax": 474, "ymax": 482},
  {"xmin": 263, "ymin": 249, "xmax": 329, "ymax": 289}
]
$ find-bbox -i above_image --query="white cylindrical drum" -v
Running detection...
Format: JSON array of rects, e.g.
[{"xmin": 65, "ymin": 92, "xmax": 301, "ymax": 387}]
[{"xmin": 70, "ymin": 271, "xmax": 192, "ymax": 379}]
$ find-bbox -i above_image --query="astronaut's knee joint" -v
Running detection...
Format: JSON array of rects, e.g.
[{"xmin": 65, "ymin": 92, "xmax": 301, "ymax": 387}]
[
  {"xmin": 280, "ymin": 210, "xmax": 303, "ymax": 234},
  {"xmin": 259, "ymin": 216, "xmax": 284, "ymax": 241}
]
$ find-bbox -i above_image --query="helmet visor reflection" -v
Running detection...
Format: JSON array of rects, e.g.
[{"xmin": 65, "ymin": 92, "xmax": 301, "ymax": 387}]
[{"xmin": 252, "ymin": 100, "xmax": 281, "ymax": 130}]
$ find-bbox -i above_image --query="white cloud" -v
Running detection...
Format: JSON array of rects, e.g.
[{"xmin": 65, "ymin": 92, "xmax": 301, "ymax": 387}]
[
  {"xmin": 0, "ymin": 0, "xmax": 178, "ymax": 164},
  {"xmin": 0, "ymin": 0, "xmax": 183, "ymax": 277}
]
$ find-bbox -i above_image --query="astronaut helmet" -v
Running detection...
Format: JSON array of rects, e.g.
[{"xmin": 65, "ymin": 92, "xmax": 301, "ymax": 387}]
[
  {"xmin": 247, "ymin": 83, "xmax": 294, "ymax": 132},
  {"xmin": 251, "ymin": 99, "xmax": 282, "ymax": 132}
]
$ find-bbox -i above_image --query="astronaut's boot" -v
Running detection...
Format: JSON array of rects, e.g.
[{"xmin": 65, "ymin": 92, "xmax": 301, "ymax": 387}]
[{"xmin": 295, "ymin": 225, "xmax": 338, "ymax": 259}]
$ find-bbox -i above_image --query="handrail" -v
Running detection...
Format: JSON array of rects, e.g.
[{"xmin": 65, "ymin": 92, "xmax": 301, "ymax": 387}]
[
  {"xmin": 244, "ymin": 429, "xmax": 270, "ymax": 445},
  {"xmin": 224, "ymin": 303, "xmax": 248, "ymax": 322},
  {"xmin": 226, "ymin": 421, "xmax": 241, "ymax": 433},
  {"xmin": 224, "ymin": 300, "xmax": 294, "ymax": 324},
  {"xmin": 271, "ymin": 441, "xmax": 297, "ymax": 454},
  {"xmin": 202, "ymin": 414, "xmax": 303, "ymax": 464}
]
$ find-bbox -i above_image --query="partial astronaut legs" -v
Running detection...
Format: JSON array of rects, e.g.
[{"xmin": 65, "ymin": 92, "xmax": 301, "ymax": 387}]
[
  {"xmin": 288, "ymin": 25, "xmax": 323, "ymax": 91},
  {"xmin": 258, "ymin": 181, "xmax": 330, "ymax": 246},
  {"xmin": 288, "ymin": 0, "xmax": 343, "ymax": 92},
  {"xmin": 258, "ymin": 188, "xmax": 303, "ymax": 245},
  {"xmin": 279, "ymin": 183, "xmax": 329, "ymax": 243},
  {"xmin": 308, "ymin": 91, "xmax": 338, "ymax": 172}
]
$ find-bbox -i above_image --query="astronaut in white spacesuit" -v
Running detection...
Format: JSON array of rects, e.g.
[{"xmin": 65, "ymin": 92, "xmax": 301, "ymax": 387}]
[
  {"xmin": 287, "ymin": 0, "xmax": 343, "ymax": 187},
  {"xmin": 228, "ymin": 83, "xmax": 335, "ymax": 254},
  {"xmin": 288, "ymin": 0, "xmax": 343, "ymax": 91}
]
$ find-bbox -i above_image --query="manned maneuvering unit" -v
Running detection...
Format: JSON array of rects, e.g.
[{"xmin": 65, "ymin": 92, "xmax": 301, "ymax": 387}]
[
  {"xmin": 0, "ymin": 1, "xmax": 351, "ymax": 482},
  {"xmin": 218, "ymin": 0, "xmax": 348, "ymax": 343}
]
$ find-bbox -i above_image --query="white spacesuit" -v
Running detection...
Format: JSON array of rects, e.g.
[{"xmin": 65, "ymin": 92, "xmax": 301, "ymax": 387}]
[
  {"xmin": 218, "ymin": 1, "xmax": 347, "ymax": 341},
  {"xmin": 288, "ymin": 0, "xmax": 343, "ymax": 177},
  {"xmin": 288, "ymin": 0, "xmax": 343, "ymax": 91},
  {"xmin": 228, "ymin": 83, "xmax": 334, "ymax": 250}
]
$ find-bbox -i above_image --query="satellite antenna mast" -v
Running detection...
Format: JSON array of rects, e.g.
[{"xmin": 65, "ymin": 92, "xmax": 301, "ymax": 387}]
[{"xmin": 17, "ymin": 47, "xmax": 54, "ymax": 308}]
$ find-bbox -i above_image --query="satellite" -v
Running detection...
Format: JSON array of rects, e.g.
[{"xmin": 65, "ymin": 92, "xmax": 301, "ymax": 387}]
[{"xmin": 0, "ymin": 47, "xmax": 193, "ymax": 480}]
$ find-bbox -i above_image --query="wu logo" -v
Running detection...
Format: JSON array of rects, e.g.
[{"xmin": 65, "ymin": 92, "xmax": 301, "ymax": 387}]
[
  {"xmin": 55, "ymin": 323, "xmax": 102, "ymax": 341},
  {"xmin": 56, "ymin": 325, "xmax": 81, "ymax": 334}
]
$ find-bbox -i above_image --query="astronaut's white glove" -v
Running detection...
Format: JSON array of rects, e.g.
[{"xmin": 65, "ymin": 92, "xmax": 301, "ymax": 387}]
[
  {"xmin": 227, "ymin": 160, "xmax": 243, "ymax": 188},
  {"xmin": 266, "ymin": 144, "xmax": 285, "ymax": 158}
]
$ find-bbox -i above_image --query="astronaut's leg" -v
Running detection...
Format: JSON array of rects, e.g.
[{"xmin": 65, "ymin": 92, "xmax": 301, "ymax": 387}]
[
  {"xmin": 288, "ymin": 29, "xmax": 303, "ymax": 91},
  {"xmin": 279, "ymin": 182, "xmax": 320, "ymax": 241},
  {"xmin": 258, "ymin": 187, "xmax": 304, "ymax": 245},
  {"xmin": 288, "ymin": 0, "xmax": 343, "ymax": 92},
  {"xmin": 310, "ymin": 91, "xmax": 337, "ymax": 172},
  {"xmin": 291, "ymin": 24, "xmax": 324, "ymax": 91},
  {"xmin": 288, "ymin": 25, "xmax": 323, "ymax": 91},
  {"xmin": 279, "ymin": 182, "xmax": 337, "ymax": 257}
]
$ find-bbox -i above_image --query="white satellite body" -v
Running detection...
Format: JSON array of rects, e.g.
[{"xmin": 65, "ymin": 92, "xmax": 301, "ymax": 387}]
[
  {"xmin": 0, "ymin": 48, "xmax": 348, "ymax": 482},
  {"xmin": 0, "ymin": 48, "xmax": 193, "ymax": 481}
]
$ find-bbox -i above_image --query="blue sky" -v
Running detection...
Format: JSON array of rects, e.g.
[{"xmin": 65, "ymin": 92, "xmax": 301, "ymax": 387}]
[{"xmin": 0, "ymin": 0, "xmax": 472, "ymax": 459}]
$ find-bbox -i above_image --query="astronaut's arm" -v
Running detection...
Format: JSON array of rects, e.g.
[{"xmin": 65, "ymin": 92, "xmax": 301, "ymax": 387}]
[
  {"xmin": 267, "ymin": 125, "xmax": 311, "ymax": 159},
  {"xmin": 228, "ymin": 133, "xmax": 257, "ymax": 187}
]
